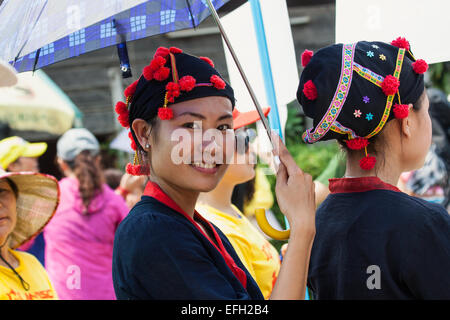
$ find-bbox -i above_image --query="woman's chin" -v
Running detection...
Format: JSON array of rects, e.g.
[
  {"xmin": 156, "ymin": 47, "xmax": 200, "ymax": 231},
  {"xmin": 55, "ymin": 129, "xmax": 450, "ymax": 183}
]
[{"xmin": 186, "ymin": 163, "xmax": 227, "ymax": 192}]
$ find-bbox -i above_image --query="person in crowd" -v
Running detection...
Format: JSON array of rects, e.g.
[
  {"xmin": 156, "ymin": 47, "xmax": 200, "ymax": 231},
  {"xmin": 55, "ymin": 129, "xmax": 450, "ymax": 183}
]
[
  {"xmin": 398, "ymin": 88, "xmax": 450, "ymax": 211},
  {"xmin": 44, "ymin": 128, "xmax": 129, "ymax": 300},
  {"xmin": 0, "ymin": 136, "xmax": 48, "ymax": 265},
  {"xmin": 196, "ymin": 107, "xmax": 281, "ymax": 299},
  {"xmin": 298, "ymin": 38, "xmax": 450, "ymax": 299},
  {"xmin": 0, "ymin": 168, "xmax": 59, "ymax": 300},
  {"xmin": 112, "ymin": 46, "xmax": 316, "ymax": 300}
]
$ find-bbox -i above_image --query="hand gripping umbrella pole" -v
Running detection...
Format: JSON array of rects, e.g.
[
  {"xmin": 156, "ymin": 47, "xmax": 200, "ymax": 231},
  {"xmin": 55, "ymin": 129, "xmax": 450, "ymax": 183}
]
[{"xmin": 205, "ymin": 0, "xmax": 288, "ymax": 241}]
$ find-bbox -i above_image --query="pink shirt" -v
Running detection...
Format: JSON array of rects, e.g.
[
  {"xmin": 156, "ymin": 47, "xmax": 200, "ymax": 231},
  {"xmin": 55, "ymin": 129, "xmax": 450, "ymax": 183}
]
[{"xmin": 44, "ymin": 177, "xmax": 129, "ymax": 300}]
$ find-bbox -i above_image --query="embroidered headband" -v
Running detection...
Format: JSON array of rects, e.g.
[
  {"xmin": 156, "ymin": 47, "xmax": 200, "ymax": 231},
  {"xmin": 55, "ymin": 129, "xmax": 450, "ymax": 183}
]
[{"xmin": 297, "ymin": 37, "xmax": 427, "ymax": 170}]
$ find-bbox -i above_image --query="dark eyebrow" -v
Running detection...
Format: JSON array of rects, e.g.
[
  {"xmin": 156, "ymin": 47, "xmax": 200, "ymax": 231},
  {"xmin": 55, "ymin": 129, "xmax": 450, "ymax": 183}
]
[{"xmin": 177, "ymin": 112, "xmax": 233, "ymax": 121}]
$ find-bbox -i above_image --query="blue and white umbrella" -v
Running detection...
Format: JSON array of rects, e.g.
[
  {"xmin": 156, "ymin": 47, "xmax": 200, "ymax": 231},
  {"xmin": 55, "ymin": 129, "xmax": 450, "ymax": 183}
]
[{"xmin": 0, "ymin": 0, "xmax": 229, "ymax": 72}]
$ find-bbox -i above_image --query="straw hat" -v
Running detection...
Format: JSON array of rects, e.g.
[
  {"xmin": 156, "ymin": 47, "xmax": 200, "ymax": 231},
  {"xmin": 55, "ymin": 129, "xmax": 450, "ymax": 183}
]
[{"xmin": 0, "ymin": 168, "xmax": 59, "ymax": 249}]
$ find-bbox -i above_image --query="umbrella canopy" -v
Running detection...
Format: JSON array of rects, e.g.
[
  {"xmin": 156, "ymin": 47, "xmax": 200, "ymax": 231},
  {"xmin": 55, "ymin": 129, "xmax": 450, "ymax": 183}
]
[
  {"xmin": 0, "ymin": 70, "xmax": 82, "ymax": 134},
  {"xmin": 0, "ymin": 0, "xmax": 230, "ymax": 72}
]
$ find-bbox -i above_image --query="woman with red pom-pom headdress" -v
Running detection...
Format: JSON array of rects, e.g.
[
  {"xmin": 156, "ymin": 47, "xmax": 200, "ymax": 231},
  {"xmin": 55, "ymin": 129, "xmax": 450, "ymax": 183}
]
[
  {"xmin": 112, "ymin": 47, "xmax": 317, "ymax": 301},
  {"xmin": 296, "ymin": 39, "xmax": 450, "ymax": 299}
]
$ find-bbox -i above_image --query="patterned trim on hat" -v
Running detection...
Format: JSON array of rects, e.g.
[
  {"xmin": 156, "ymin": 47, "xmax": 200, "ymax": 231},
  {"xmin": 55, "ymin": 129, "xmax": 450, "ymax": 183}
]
[
  {"xmin": 353, "ymin": 62, "xmax": 384, "ymax": 87},
  {"xmin": 330, "ymin": 121, "xmax": 359, "ymax": 140},
  {"xmin": 364, "ymin": 48, "xmax": 405, "ymax": 139},
  {"xmin": 302, "ymin": 43, "xmax": 356, "ymax": 144}
]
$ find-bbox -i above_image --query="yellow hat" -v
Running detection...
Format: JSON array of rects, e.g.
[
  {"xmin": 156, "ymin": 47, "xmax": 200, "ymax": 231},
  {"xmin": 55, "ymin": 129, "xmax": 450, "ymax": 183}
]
[{"xmin": 0, "ymin": 136, "xmax": 47, "ymax": 170}]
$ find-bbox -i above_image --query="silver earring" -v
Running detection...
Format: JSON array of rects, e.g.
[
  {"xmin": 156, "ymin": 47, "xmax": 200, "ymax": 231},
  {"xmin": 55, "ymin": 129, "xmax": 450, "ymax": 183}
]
[{"xmin": 145, "ymin": 143, "xmax": 150, "ymax": 149}]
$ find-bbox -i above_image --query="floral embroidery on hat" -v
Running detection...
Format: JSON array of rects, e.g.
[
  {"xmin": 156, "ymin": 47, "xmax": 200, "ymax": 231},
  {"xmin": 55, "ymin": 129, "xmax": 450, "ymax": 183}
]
[
  {"xmin": 372, "ymin": 44, "xmax": 379, "ymax": 49},
  {"xmin": 354, "ymin": 109, "xmax": 362, "ymax": 118},
  {"xmin": 379, "ymin": 54, "xmax": 386, "ymax": 61},
  {"xmin": 366, "ymin": 113, "xmax": 374, "ymax": 121},
  {"xmin": 366, "ymin": 50, "xmax": 374, "ymax": 57},
  {"xmin": 363, "ymin": 96, "xmax": 370, "ymax": 104}
]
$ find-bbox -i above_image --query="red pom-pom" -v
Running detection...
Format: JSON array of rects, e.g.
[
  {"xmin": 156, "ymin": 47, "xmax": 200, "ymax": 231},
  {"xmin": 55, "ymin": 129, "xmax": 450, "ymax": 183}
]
[
  {"xmin": 359, "ymin": 155, "xmax": 376, "ymax": 170},
  {"xmin": 115, "ymin": 101, "xmax": 127, "ymax": 115},
  {"xmin": 412, "ymin": 59, "xmax": 428, "ymax": 74},
  {"xmin": 142, "ymin": 65, "xmax": 154, "ymax": 81},
  {"xmin": 124, "ymin": 80, "xmax": 138, "ymax": 98},
  {"xmin": 126, "ymin": 163, "xmax": 150, "ymax": 176},
  {"xmin": 166, "ymin": 82, "xmax": 180, "ymax": 102},
  {"xmin": 303, "ymin": 80, "xmax": 318, "ymax": 100},
  {"xmin": 128, "ymin": 131, "xmax": 137, "ymax": 151},
  {"xmin": 169, "ymin": 47, "xmax": 183, "ymax": 54},
  {"xmin": 391, "ymin": 37, "xmax": 410, "ymax": 50},
  {"xmin": 154, "ymin": 47, "xmax": 170, "ymax": 58},
  {"xmin": 199, "ymin": 56, "xmax": 214, "ymax": 68},
  {"xmin": 301, "ymin": 49, "xmax": 314, "ymax": 67},
  {"xmin": 118, "ymin": 113, "xmax": 129, "ymax": 128},
  {"xmin": 345, "ymin": 137, "xmax": 369, "ymax": 150},
  {"xmin": 150, "ymin": 56, "xmax": 167, "ymax": 71},
  {"xmin": 210, "ymin": 75, "xmax": 226, "ymax": 90},
  {"xmin": 179, "ymin": 75, "xmax": 196, "ymax": 92},
  {"xmin": 153, "ymin": 67, "xmax": 170, "ymax": 81},
  {"xmin": 393, "ymin": 104, "xmax": 409, "ymax": 119},
  {"xmin": 381, "ymin": 75, "xmax": 400, "ymax": 96},
  {"xmin": 158, "ymin": 107, "xmax": 174, "ymax": 120}
]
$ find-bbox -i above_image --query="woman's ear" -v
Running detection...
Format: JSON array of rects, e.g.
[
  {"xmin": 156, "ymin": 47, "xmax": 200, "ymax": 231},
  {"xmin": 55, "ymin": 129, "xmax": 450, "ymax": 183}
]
[
  {"xmin": 131, "ymin": 119, "xmax": 151, "ymax": 151},
  {"xmin": 399, "ymin": 103, "xmax": 414, "ymax": 138}
]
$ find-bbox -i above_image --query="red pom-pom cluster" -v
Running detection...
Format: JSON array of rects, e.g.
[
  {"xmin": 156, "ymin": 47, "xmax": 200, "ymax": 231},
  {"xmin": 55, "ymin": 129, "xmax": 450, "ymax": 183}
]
[
  {"xmin": 166, "ymin": 82, "xmax": 180, "ymax": 103},
  {"xmin": 126, "ymin": 163, "xmax": 150, "ymax": 176},
  {"xmin": 154, "ymin": 47, "xmax": 170, "ymax": 58},
  {"xmin": 301, "ymin": 49, "xmax": 314, "ymax": 67},
  {"xmin": 359, "ymin": 155, "xmax": 376, "ymax": 171},
  {"xmin": 115, "ymin": 101, "xmax": 129, "ymax": 128},
  {"xmin": 391, "ymin": 37, "xmax": 410, "ymax": 50},
  {"xmin": 169, "ymin": 47, "xmax": 183, "ymax": 54},
  {"xmin": 128, "ymin": 131, "xmax": 137, "ymax": 151},
  {"xmin": 200, "ymin": 56, "xmax": 214, "ymax": 68},
  {"xmin": 393, "ymin": 104, "xmax": 409, "ymax": 119},
  {"xmin": 210, "ymin": 75, "xmax": 226, "ymax": 90},
  {"xmin": 412, "ymin": 59, "xmax": 428, "ymax": 74},
  {"xmin": 179, "ymin": 75, "xmax": 196, "ymax": 92},
  {"xmin": 345, "ymin": 137, "xmax": 369, "ymax": 150},
  {"xmin": 142, "ymin": 55, "xmax": 170, "ymax": 81},
  {"xmin": 158, "ymin": 107, "xmax": 174, "ymax": 120},
  {"xmin": 303, "ymin": 80, "xmax": 318, "ymax": 100},
  {"xmin": 381, "ymin": 75, "xmax": 400, "ymax": 96},
  {"xmin": 124, "ymin": 80, "xmax": 138, "ymax": 98}
]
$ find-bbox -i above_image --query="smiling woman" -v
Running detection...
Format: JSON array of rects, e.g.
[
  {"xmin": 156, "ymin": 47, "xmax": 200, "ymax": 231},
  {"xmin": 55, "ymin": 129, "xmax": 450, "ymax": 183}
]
[{"xmin": 112, "ymin": 47, "xmax": 316, "ymax": 300}]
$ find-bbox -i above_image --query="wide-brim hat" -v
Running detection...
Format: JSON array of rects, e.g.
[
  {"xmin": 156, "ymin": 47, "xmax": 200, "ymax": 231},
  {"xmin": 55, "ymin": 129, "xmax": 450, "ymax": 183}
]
[{"xmin": 0, "ymin": 169, "xmax": 59, "ymax": 249}]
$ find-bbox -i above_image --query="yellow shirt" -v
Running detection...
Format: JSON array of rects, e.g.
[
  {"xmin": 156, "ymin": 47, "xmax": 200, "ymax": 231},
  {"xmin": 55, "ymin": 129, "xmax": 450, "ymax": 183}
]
[
  {"xmin": 196, "ymin": 203, "xmax": 281, "ymax": 299},
  {"xmin": 0, "ymin": 250, "xmax": 58, "ymax": 300},
  {"xmin": 244, "ymin": 167, "xmax": 274, "ymax": 217}
]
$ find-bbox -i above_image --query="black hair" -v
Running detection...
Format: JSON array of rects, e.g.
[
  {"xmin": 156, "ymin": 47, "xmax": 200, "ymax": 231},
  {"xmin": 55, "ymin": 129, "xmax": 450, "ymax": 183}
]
[{"xmin": 231, "ymin": 178, "xmax": 256, "ymax": 213}]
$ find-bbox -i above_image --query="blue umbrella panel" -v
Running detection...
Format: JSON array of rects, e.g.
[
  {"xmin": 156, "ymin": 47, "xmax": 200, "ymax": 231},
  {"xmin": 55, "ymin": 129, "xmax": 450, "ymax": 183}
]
[{"xmin": 3, "ymin": 0, "xmax": 229, "ymax": 73}]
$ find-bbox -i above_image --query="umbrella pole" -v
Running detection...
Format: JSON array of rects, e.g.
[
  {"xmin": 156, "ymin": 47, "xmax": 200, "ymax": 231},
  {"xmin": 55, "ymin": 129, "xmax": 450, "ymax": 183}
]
[{"xmin": 205, "ymin": 0, "xmax": 275, "ymax": 150}]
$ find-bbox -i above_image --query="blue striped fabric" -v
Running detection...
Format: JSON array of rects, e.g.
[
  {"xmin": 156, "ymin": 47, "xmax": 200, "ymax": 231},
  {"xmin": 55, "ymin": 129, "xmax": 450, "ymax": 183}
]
[{"xmin": 11, "ymin": 0, "xmax": 228, "ymax": 72}]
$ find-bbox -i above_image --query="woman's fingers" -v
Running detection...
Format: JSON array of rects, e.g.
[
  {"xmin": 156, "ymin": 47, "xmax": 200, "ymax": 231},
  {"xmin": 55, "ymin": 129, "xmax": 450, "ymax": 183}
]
[{"xmin": 271, "ymin": 131, "xmax": 302, "ymax": 177}]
